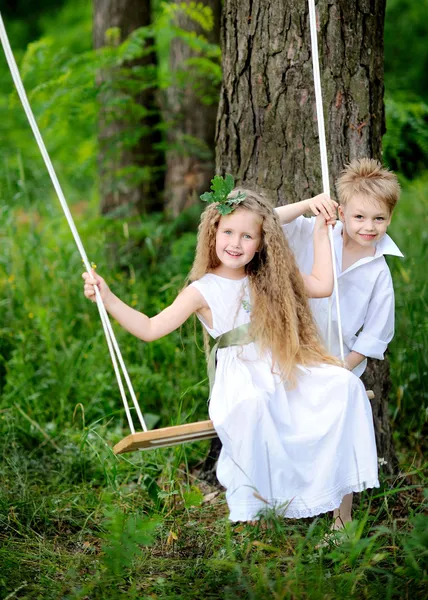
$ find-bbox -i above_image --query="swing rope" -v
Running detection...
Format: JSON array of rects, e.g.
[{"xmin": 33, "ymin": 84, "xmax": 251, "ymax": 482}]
[
  {"xmin": 308, "ymin": 0, "xmax": 345, "ymax": 361},
  {"xmin": 0, "ymin": 12, "xmax": 147, "ymax": 434}
]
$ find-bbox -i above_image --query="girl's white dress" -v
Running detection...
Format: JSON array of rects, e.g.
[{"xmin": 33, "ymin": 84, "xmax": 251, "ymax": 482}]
[{"xmin": 191, "ymin": 274, "xmax": 379, "ymax": 522}]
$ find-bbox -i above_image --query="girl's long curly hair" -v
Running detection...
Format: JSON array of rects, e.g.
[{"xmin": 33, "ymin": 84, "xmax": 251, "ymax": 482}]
[{"xmin": 188, "ymin": 188, "xmax": 340, "ymax": 385}]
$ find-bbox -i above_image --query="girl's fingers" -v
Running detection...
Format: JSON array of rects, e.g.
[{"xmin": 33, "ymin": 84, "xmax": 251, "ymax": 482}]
[
  {"xmin": 321, "ymin": 206, "xmax": 330, "ymax": 220},
  {"xmin": 321, "ymin": 200, "xmax": 337, "ymax": 219},
  {"xmin": 82, "ymin": 271, "xmax": 104, "ymax": 303},
  {"xmin": 82, "ymin": 271, "xmax": 101, "ymax": 286}
]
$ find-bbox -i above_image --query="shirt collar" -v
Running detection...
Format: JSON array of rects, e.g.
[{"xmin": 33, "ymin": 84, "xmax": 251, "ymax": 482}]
[{"xmin": 375, "ymin": 232, "xmax": 404, "ymax": 258}]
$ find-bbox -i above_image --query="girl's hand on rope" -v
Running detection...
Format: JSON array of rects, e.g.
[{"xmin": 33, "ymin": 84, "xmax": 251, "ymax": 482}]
[
  {"xmin": 82, "ymin": 270, "xmax": 111, "ymax": 305},
  {"xmin": 313, "ymin": 212, "xmax": 336, "ymax": 234},
  {"xmin": 308, "ymin": 193, "xmax": 338, "ymax": 223}
]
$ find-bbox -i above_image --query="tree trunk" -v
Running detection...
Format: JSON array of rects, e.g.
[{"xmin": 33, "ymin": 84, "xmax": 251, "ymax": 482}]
[
  {"xmin": 163, "ymin": 0, "xmax": 221, "ymax": 216},
  {"xmin": 94, "ymin": 0, "xmax": 163, "ymax": 214},
  {"xmin": 362, "ymin": 356, "xmax": 398, "ymax": 475},
  {"xmin": 217, "ymin": 0, "xmax": 385, "ymax": 205},
  {"xmin": 201, "ymin": 0, "xmax": 396, "ymax": 479}
]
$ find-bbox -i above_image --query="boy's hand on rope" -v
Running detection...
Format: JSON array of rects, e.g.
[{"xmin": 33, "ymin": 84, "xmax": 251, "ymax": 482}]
[
  {"xmin": 82, "ymin": 270, "xmax": 111, "ymax": 304},
  {"xmin": 307, "ymin": 193, "xmax": 338, "ymax": 223}
]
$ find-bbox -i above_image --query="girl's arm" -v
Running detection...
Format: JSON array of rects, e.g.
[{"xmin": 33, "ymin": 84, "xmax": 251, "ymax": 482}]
[
  {"xmin": 275, "ymin": 193, "xmax": 338, "ymax": 225},
  {"xmin": 301, "ymin": 214, "xmax": 334, "ymax": 298},
  {"xmin": 83, "ymin": 271, "xmax": 207, "ymax": 342}
]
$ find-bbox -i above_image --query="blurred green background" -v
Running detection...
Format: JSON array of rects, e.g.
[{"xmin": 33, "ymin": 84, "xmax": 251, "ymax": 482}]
[{"xmin": 0, "ymin": 2, "xmax": 426, "ymax": 597}]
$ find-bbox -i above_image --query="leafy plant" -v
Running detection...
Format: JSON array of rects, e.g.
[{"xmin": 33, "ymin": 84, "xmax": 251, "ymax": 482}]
[{"xmin": 200, "ymin": 174, "xmax": 246, "ymax": 215}]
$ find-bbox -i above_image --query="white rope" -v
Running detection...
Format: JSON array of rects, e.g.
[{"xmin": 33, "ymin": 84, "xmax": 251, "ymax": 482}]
[
  {"xmin": 0, "ymin": 12, "xmax": 147, "ymax": 432},
  {"xmin": 307, "ymin": 0, "xmax": 345, "ymax": 362}
]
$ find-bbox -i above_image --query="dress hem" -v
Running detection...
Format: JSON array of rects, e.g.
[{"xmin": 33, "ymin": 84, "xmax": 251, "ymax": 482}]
[{"xmin": 227, "ymin": 479, "xmax": 380, "ymax": 522}]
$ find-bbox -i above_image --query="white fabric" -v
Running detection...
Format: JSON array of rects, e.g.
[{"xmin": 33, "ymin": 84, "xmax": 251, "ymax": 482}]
[
  {"xmin": 283, "ymin": 217, "xmax": 403, "ymax": 377},
  {"xmin": 191, "ymin": 273, "xmax": 379, "ymax": 522}
]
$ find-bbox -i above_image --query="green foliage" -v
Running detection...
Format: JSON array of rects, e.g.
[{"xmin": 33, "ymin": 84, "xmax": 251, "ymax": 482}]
[
  {"xmin": 384, "ymin": 0, "xmax": 428, "ymax": 98},
  {"xmin": 383, "ymin": 96, "xmax": 428, "ymax": 179},
  {"xmin": 0, "ymin": 0, "xmax": 221, "ymax": 213},
  {"xmin": 200, "ymin": 174, "xmax": 246, "ymax": 215},
  {"xmin": 0, "ymin": 0, "xmax": 71, "ymax": 48},
  {"xmin": 402, "ymin": 511, "xmax": 428, "ymax": 578},
  {"xmin": 154, "ymin": 0, "xmax": 222, "ymax": 176},
  {"xmin": 163, "ymin": 2, "xmax": 216, "ymax": 33},
  {"xmin": 0, "ymin": 202, "xmax": 207, "ymax": 430},
  {"xmin": 387, "ymin": 176, "xmax": 428, "ymax": 449},
  {"xmin": 101, "ymin": 504, "xmax": 159, "ymax": 576}
]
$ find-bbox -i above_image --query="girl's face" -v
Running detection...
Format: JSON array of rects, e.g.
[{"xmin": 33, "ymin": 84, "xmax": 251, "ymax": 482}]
[{"xmin": 215, "ymin": 208, "xmax": 262, "ymax": 278}]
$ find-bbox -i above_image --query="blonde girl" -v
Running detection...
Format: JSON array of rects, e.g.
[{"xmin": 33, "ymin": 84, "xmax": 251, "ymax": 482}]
[{"xmin": 83, "ymin": 187, "xmax": 378, "ymax": 525}]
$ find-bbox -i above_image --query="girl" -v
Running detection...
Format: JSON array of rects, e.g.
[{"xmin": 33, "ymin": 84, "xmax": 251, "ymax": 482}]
[{"xmin": 83, "ymin": 188, "xmax": 379, "ymax": 525}]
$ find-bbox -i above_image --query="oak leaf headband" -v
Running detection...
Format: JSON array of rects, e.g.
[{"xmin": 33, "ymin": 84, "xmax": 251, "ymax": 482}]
[{"xmin": 200, "ymin": 174, "xmax": 246, "ymax": 215}]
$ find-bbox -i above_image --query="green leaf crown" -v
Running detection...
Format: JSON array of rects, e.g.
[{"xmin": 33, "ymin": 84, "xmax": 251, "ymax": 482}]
[{"xmin": 200, "ymin": 174, "xmax": 246, "ymax": 215}]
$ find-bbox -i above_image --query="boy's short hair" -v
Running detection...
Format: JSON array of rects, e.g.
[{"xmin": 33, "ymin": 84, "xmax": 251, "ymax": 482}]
[{"xmin": 336, "ymin": 158, "xmax": 400, "ymax": 214}]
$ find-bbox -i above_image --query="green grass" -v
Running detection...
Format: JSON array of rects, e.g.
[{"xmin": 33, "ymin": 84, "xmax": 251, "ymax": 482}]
[
  {"xmin": 0, "ymin": 177, "xmax": 427, "ymax": 598},
  {"xmin": 0, "ymin": 444, "xmax": 426, "ymax": 599},
  {"xmin": 387, "ymin": 175, "xmax": 428, "ymax": 451}
]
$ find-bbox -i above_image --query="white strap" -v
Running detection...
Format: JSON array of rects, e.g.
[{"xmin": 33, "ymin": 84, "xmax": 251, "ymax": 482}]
[
  {"xmin": 0, "ymin": 12, "xmax": 147, "ymax": 432},
  {"xmin": 308, "ymin": 0, "xmax": 345, "ymax": 362}
]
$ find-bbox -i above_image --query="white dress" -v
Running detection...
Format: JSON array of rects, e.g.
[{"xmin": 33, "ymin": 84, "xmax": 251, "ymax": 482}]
[{"xmin": 191, "ymin": 273, "xmax": 379, "ymax": 522}]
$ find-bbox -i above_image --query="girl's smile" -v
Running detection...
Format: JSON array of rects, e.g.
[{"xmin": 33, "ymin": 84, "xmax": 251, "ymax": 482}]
[{"xmin": 214, "ymin": 209, "xmax": 262, "ymax": 278}]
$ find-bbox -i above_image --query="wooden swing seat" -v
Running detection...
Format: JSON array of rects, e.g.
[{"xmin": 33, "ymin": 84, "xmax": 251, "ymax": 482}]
[
  {"xmin": 113, "ymin": 419, "xmax": 217, "ymax": 454},
  {"xmin": 113, "ymin": 390, "xmax": 375, "ymax": 455}
]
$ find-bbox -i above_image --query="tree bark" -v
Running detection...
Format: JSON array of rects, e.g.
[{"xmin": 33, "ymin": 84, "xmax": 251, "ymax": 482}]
[
  {"xmin": 217, "ymin": 0, "xmax": 385, "ymax": 205},
  {"xmin": 362, "ymin": 355, "xmax": 398, "ymax": 475},
  {"xmin": 94, "ymin": 0, "xmax": 163, "ymax": 214},
  {"xmin": 201, "ymin": 0, "xmax": 397, "ymax": 479},
  {"xmin": 163, "ymin": 0, "xmax": 221, "ymax": 216}
]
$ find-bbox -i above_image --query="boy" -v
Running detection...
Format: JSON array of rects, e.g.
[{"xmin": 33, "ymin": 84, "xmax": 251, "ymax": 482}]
[{"xmin": 277, "ymin": 158, "xmax": 403, "ymax": 377}]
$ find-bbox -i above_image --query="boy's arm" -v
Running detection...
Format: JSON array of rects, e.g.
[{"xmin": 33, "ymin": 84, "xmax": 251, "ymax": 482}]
[
  {"xmin": 83, "ymin": 271, "xmax": 207, "ymax": 342},
  {"xmin": 302, "ymin": 214, "xmax": 334, "ymax": 298},
  {"xmin": 348, "ymin": 269, "xmax": 395, "ymax": 365},
  {"xmin": 276, "ymin": 193, "xmax": 338, "ymax": 225}
]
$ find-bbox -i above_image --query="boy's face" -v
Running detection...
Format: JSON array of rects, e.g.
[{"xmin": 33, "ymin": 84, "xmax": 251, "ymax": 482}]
[{"xmin": 338, "ymin": 194, "xmax": 391, "ymax": 248}]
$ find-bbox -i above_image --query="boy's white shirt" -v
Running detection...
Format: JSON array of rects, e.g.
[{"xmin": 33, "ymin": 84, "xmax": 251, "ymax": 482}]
[{"xmin": 283, "ymin": 216, "xmax": 404, "ymax": 377}]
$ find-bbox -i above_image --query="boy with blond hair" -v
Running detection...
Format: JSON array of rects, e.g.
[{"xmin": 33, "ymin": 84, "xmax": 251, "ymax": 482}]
[{"xmin": 277, "ymin": 158, "xmax": 403, "ymax": 377}]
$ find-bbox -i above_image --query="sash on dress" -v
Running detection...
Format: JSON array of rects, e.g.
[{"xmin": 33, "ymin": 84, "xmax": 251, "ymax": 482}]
[{"xmin": 208, "ymin": 323, "xmax": 254, "ymax": 395}]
